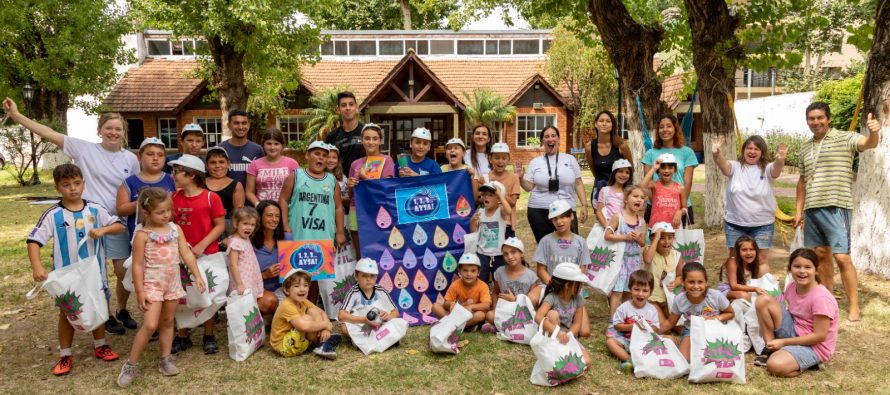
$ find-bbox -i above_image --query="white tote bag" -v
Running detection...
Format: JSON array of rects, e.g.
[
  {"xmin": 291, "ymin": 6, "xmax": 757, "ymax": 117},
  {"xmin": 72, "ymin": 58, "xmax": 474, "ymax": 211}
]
[
  {"xmin": 729, "ymin": 299, "xmax": 753, "ymax": 353},
  {"xmin": 26, "ymin": 241, "xmax": 109, "ymax": 333},
  {"xmin": 748, "ymin": 273, "xmax": 781, "ymax": 299},
  {"xmin": 662, "ymin": 273, "xmax": 683, "ymax": 310},
  {"xmin": 226, "ymin": 291, "xmax": 265, "ymax": 361},
  {"xmin": 629, "ymin": 319, "xmax": 689, "ymax": 379},
  {"xmin": 318, "ymin": 244, "xmax": 358, "ymax": 320},
  {"xmin": 122, "ymin": 257, "xmax": 135, "ymax": 293},
  {"xmin": 688, "ymin": 316, "xmax": 746, "ymax": 384},
  {"xmin": 493, "ymin": 294, "xmax": 538, "ymax": 344},
  {"xmin": 744, "ymin": 301, "xmax": 765, "ymax": 354},
  {"xmin": 529, "ymin": 325, "xmax": 588, "ymax": 386},
  {"xmin": 674, "ymin": 228, "xmax": 705, "ymax": 265},
  {"xmin": 429, "ymin": 303, "xmax": 472, "ymax": 354},
  {"xmin": 344, "ymin": 305, "xmax": 409, "ymax": 355},
  {"xmin": 174, "ymin": 253, "xmax": 230, "ymax": 329},
  {"xmin": 586, "ymin": 221, "xmax": 625, "ymax": 295}
]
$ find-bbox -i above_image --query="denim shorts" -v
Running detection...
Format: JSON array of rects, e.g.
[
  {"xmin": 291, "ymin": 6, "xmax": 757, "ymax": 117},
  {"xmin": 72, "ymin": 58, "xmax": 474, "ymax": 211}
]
[
  {"xmin": 103, "ymin": 231, "xmax": 130, "ymax": 260},
  {"xmin": 804, "ymin": 207, "xmax": 851, "ymax": 254},
  {"xmin": 724, "ymin": 221, "xmax": 774, "ymax": 249},
  {"xmin": 607, "ymin": 333, "xmax": 631, "ymax": 351},
  {"xmin": 776, "ymin": 307, "xmax": 822, "ymax": 371}
]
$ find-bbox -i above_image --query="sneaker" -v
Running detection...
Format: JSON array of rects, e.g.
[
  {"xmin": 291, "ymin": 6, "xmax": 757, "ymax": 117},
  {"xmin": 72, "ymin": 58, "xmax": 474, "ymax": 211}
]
[
  {"xmin": 94, "ymin": 345, "xmax": 120, "ymax": 361},
  {"xmin": 105, "ymin": 316, "xmax": 125, "ymax": 335},
  {"xmin": 619, "ymin": 361, "xmax": 634, "ymax": 374},
  {"xmin": 313, "ymin": 342, "xmax": 337, "ymax": 359},
  {"xmin": 481, "ymin": 323, "xmax": 497, "ymax": 333},
  {"xmin": 158, "ymin": 355, "xmax": 180, "ymax": 376},
  {"xmin": 754, "ymin": 353, "xmax": 770, "ymax": 367},
  {"xmin": 327, "ymin": 333, "xmax": 342, "ymax": 348},
  {"xmin": 171, "ymin": 336, "xmax": 192, "ymax": 355},
  {"xmin": 116, "ymin": 309, "xmax": 138, "ymax": 330},
  {"xmin": 117, "ymin": 362, "xmax": 138, "ymax": 388},
  {"xmin": 202, "ymin": 335, "xmax": 219, "ymax": 354},
  {"xmin": 53, "ymin": 356, "xmax": 73, "ymax": 376},
  {"xmin": 150, "ymin": 330, "xmax": 159, "ymax": 341}
]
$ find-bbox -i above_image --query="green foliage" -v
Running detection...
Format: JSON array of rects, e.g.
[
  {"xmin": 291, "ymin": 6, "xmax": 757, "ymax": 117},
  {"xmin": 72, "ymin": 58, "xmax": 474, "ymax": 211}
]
[
  {"xmin": 461, "ymin": 89, "xmax": 517, "ymax": 130},
  {"xmin": 0, "ymin": 0, "xmax": 133, "ymax": 112},
  {"xmin": 0, "ymin": 126, "xmax": 58, "ymax": 186},
  {"xmin": 308, "ymin": 0, "xmax": 458, "ymax": 30},
  {"xmin": 544, "ymin": 24, "xmax": 616, "ymax": 133},
  {"xmin": 525, "ymin": 137, "xmax": 541, "ymax": 147},
  {"xmin": 300, "ymin": 87, "xmax": 350, "ymax": 143},
  {"xmin": 130, "ymin": 0, "xmax": 327, "ymax": 115},
  {"xmin": 813, "ymin": 73, "xmax": 865, "ymax": 131}
]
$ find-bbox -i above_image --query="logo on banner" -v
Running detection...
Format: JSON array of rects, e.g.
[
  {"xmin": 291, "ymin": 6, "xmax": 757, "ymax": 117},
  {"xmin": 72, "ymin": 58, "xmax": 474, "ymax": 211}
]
[
  {"xmin": 278, "ymin": 240, "xmax": 335, "ymax": 281},
  {"xmin": 395, "ymin": 184, "xmax": 449, "ymax": 224},
  {"xmin": 292, "ymin": 244, "xmax": 324, "ymax": 273}
]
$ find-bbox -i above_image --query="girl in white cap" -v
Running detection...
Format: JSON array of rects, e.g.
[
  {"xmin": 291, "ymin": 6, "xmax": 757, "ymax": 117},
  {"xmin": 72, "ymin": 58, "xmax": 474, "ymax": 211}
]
[
  {"xmin": 345, "ymin": 124, "xmax": 395, "ymax": 255},
  {"xmin": 641, "ymin": 153, "xmax": 687, "ymax": 228},
  {"xmin": 642, "ymin": 222, "xmax": 685, "ymax": 319},
  {"xmin": 535, "ymin": 263, "xmax": 592, "ymax": 365},
  {"xmin": 604, "ymin": 186, "xmax": 649, "ymax": 316},
  {"xmin": 441, "ymin": 137, "xmax": 472, "ymax": 173},
  {"xmin": 595, "ymin": 159, "xmax": 633, "ymax": 228},
  {"xmin": 482, "ymin": 237, "xmax": 543, "ymax": 333}
]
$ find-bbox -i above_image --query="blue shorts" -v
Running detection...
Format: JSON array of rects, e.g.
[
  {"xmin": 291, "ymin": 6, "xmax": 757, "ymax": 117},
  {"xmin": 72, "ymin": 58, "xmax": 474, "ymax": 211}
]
[
  {"xmin": 776, "ymin": 307, "xmax": 822, "ymax": 371},
  {"xmin": 607, "ymin": 333, "xmax": 631, "ymax": 352},
  {"xmin": 724, "ymin": 221, "xmax": 774, "ymax": 249},
  {"xmin": 804, "ymin": 207, "xmax": 851, "ymax": 254},
  {"xmin": 478, "ymin": 254, "xmax": 505, "ymax": 283},
  {"xmin": 103, "ymin": 231, "xmax": 130, "ymax": 260}
]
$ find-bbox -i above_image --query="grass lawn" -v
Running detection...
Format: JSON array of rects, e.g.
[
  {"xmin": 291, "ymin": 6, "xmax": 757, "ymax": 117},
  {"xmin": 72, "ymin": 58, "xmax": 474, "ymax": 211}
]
[{"xmin": 1, "ymin": 170, "xmax": 889, "ymax": 393}]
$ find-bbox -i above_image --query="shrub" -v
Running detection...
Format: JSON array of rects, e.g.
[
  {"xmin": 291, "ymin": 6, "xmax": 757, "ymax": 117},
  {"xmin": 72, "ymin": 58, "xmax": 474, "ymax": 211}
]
[{"xmin": 813, "ymin": 73, "xmax": 864, "ymax": 131}]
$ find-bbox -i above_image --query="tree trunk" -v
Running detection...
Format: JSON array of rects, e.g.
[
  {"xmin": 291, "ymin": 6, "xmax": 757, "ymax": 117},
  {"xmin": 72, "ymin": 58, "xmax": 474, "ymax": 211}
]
[
  {"xmin": 29, "ymin": 89, "xmax": 69, "ymax": 133},
  {"xmin": 852, "ymin": 0, "xmax": 890, "ymax": 277},
  {"xmin": 209, "ymin": 35, "xmax": 248, "ymax": 139},
  {"xmin": 588, "ymin": 0, "xmax": 670, "ymax": 181},
  {"xmin": 399, "ymin": 0, "xmax": 412, "ymax": 30},
  {"xmin": 684, "ymin": 0, "xmax": 743, "ymax": 227}
]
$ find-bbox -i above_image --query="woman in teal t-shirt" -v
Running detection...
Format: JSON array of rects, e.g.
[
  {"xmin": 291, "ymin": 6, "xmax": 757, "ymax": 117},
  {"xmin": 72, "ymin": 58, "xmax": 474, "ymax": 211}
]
[{"xmin": 641, "ymin": 114, "xmax": 699, "ymax": 224}]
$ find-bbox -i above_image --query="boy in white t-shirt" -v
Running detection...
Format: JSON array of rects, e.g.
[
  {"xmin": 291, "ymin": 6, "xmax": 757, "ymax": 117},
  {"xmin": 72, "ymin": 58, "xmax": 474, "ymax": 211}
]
[
  {"xmin": 471, "ymin": 181, "xmax": 512, "ymax": 284},
  {"xmin": 338, "ymin": 258, "xmax": 403, "ymax": 350},
  {"xmin": 606, "ymin": 270, "xmax": 662, "ymax": 374}
]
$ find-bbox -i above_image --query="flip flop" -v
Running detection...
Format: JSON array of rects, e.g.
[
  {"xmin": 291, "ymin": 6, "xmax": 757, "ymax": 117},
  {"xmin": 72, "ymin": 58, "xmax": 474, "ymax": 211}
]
[{"xmin": 844, "ymin": 319, "xmax": 861, "ymax": 327}]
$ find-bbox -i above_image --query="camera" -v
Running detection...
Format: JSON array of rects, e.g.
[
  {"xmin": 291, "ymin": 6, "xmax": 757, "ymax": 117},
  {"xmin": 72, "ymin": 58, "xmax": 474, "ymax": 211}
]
[
  {"xmin": 548, "ymin": 178, "xmax": 559, "ymax": 192},
  {"xmin": 366, "ymin": 308, "xmax": 382, "ymax": 327}
]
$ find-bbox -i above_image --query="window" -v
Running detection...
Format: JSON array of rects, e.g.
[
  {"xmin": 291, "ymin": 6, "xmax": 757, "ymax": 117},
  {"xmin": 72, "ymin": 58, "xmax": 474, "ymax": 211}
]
[
  {"xmin": 195, "ymin": 117, "xmax": 223, "ymax": 147},
  {"xmin": 542, "ymin": 39, "xmax": 552, "ymax": 53},
  {"xmin": 183, "ymin": 40, "xmax": 196, "ymax": 55},
  {"xmin": 349, "ymin": 41, "xmax": 376, "ymax": 56},
  {"xmin": 457, "ymin": 40, "xmax": 484, "ymax": 55},
  {"xmin": 516, "ymin": 114, "xmax": 556, "ymax": 147},
  {"xmin": 158, "ymin": 118, "xmax": 178, "ymax": 149},
  {"xmin": 430, "ymin": 40, "xmax": 454, "ymax": 55},
  {"xmin": 320, "ymin": 40, "xmax": 334, "ymax": 55},
  {"xmin": 464, "ymin": 122, "xmax": 503, "ymax": 146},
  {"xmin": 404, "ymin": 40, "xmax": 428, "ymax": 54},
  {"xmin": 379, "ymin": 40, "xmax": 404, "ymax": 55},
  {"xmin": 147, "ymin": 40, "xmax": 171, "ymax": 56},
  {"xmin": 277, "ymin": 116, "xmax": 308, "ymax": 144},
  {"xmin": 171, "ymin": 41, "xmax": 184, "ymax": 56},
  {"xmin": 512, "ymin": 40, "xmax": 540, "ymax": 55},
  {"xmin": 334, "ymin": 41, "xmax": 348, "ymax": 55},
  {"xmin": 195, "ymin": 40, "xmax": 209, "ymax": 53},
  {"xmin": 499, "ymin": 40, "xmax": 511, "ymax": 55}
]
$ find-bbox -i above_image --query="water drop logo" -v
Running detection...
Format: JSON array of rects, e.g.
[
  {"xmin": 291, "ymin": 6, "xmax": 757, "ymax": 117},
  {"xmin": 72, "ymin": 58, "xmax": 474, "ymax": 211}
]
[
  {"xmin": 290, "ymin": 244, "xmax": 324, "ymax": 274},
  {"xmin": 395, "ymin": 184, "xmax": 450, "ymax": 224}
]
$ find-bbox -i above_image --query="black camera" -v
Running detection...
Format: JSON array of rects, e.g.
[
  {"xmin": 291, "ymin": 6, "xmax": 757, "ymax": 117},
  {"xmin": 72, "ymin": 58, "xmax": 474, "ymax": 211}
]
[{"xmin": 548, "ymin": 178, "xmax": 559, "ymax": 192}]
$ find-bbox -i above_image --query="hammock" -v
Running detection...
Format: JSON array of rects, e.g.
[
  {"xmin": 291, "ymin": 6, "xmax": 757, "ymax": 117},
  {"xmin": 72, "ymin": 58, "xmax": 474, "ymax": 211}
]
[
  {"xmin": 635, "ymin": 95, "xmax": 654, "ymax": 151},
  {"xmin": 681, "ymin": 85, "xmax": 698, "ymax": 144}
]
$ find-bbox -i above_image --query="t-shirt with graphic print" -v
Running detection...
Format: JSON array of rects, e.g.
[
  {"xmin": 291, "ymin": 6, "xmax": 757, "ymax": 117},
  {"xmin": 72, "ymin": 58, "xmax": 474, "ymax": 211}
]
[
  {"xmin": 669, "ymin": 288, "xmax": 729, "ymax": 322},
  {"xmin": 532, "ymin": 233, "xmax": 591, "ymax": 274}
]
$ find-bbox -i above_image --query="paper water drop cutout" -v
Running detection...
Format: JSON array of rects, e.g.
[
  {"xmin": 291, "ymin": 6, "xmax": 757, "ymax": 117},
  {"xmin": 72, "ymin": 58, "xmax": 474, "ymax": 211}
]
[
  {"xmin": 442, "ymin": 251, "xmax": 458, "ymax": 273},
  {"xmin": 452, "ymin": 224, "xmax": 466, "ymax": 245},
  {"xmin": 455, "ymin": 195, "xmax": 472, "ymax": 217},
  {"xmin": 413, "ymin": 271, "xmax": 429, "ymax": 292},
  {"xmin": 388, "ymin": 227, "xmax": 405, "ymax": 250},
  {"xmin": 436, "ymin": 292, "xmax": 445, "ymax": 305},
  {"xmin": 420, "ymin": 248, "xmax": 436, "ymax": 270},
  {"xmin": 398, "ymin": 288, "xmax": 414, "ymax": 309},
  {"xmin": 379, "ymin": 271, "xmax": 393, "ymax": 293},
  {"xmin": 422, "ymin": 314, "xmax": 438, "ymax": 324},
  {"xmin": 376, "ymin": 206, "xmax": 392, "ymax": 229},
  {"xmin": 418, "ymin": 294, "xmax": 433, "ymax": 315},
  {"xmin": 434, "ymin": 270, "xmax": 448, "ymax": 291},
  {"xmin": 403, "ymin": 249, "xmax": 417, "ymax": 269},
  {"xmin": 433, "ymin": 226, "xmax": 449, "ymax": 248},
  {"xmin": 394, "ymin": 267, "xmax": 410, "ymax": 289},
  {"xmin": 379, "ymin": 249, "xmax": 395, "ymax": 271},
  {"xmin": 401, "ymin": 312, "xmax": 419, "ymax": 325},
  {"xmin": 412, "ymin": 224, "xmax": 428, "ymax": 246}
]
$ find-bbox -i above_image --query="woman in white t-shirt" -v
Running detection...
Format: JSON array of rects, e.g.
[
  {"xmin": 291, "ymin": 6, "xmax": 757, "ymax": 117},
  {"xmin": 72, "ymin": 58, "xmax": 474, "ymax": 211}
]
[
  {"xmin": 3, "ymin": 97, "xmax": 139, "ymax": 333},
  {"xmin": 464, "ymin": 124, "xmax": 492, "ymax": 177},
  {"xmin": 516, "ymin": 125, "xmax": 588, "ymax": 242},
  {"xmin": 712, "ymin": 134, "xmax": 787, "ymax": 272}
]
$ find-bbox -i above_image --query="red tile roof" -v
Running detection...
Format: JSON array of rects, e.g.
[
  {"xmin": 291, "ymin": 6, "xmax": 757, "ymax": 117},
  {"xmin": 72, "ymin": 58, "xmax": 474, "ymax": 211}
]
[
  {"xmin": 660, "ymin": 71, "xmax": 694, "ymax": 110},
  {"xmin": 105, "ymin": 59, "xmax": 204, "ymax": 112}
]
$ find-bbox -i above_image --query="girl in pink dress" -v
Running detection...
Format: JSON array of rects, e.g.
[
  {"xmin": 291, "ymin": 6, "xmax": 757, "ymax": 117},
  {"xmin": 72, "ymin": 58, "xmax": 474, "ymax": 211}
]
[{"xmin": 227, "ymin": 207, "xmax": 265, "ymax": 299}]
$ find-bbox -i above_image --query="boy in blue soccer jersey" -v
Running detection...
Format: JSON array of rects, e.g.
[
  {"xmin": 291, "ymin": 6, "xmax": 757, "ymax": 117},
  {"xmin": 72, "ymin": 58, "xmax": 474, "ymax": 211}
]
[{"xmin": 27, "ymin": 164, "xmax": 126, "ymax": 376}]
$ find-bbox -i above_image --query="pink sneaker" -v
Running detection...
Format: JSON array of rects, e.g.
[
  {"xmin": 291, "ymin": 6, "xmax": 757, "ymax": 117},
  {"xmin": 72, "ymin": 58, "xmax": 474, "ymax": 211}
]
[{"xmin": 481, "ymin": 323, "xmax": 497, "ymax": 334}]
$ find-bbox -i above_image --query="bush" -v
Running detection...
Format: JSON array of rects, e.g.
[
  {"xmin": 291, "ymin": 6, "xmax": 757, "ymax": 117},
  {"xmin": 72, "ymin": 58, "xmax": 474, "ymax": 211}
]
[
  {"xmin": 813, "ymin": 73, "xmax": 864, "ymax": 131},
  {"xmin": 741, "ymin": 130, "xmax": 808, "ymax": 170}
]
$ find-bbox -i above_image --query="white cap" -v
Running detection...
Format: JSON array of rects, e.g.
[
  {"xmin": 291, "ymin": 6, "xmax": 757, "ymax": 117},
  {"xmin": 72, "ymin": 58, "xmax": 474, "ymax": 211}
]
[
  {"xmin": 548, "ymin": 199, "xmax": 573, "ymax": 219},
  {"xmin": 181, "ymin": 123, "xmax": 204, "ymax": 135},
  {"xmin": 611, "ymin": 159, "xmax": 632, "ymax": 171},
  {"xmin": 282, "ymin": 268, "xmax": 310, "ymax": 283},
  {"xmin": 490, "ymin": 142, "xmax": 510, "ymax": 154},
  {"xmin": 411, "ymin": 127, "xmax": 432, "ymax": 141},
  {"xmin": 445, "ymin": 137, "xmax": 466, "ymax": 149},
  {"xmin": 355, "ymin": 258, "xmax": 379, "ymax": 275},
  {"xmin": 307, "ymin": 140, "xmax": 330, "ymax": 152},
  {"xmin": 478, "ymin": 181, "xmax": 505, "ymax": 196},
  {"xmin": 501, "ymin": 237, "xmax": 524, "ymax": 253},
  {"xmin": 458, "ymin": 253, "xmax": 481, "ymax": 267},
  {"xmin": 168, "ymin": 154, "xmax": 205, "ymax": 173},
  {"xmin": 651, "ymin": 222, "xmax": 675, "ymax": 234},
  {"xmin": 326, "ymin": 143, "xmax": 339, "ymax": 153},
  {"xmin": 139, "ymin": 137, "xmax": 165, "ymax": 149},
  {"xmin": 552, "ymin": 263, "xmax": 594, "ymax": 287},
  {"xmin": 361, "ymin": 123, "xmax": 383, "ymax": 134},
  {"xmin": 658, "ymin": 153, "xmax": 677, "ymax": 164},
  {"xmin": 206, "ymin": 146, "xmax": 229, "ymax": 159}
]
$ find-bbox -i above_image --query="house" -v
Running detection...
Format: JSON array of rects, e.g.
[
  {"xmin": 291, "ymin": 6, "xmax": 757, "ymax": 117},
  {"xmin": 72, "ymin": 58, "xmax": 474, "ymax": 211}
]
[{"xmin": 104, "ymin": 30, "xmax": 574, "ymax": 164}]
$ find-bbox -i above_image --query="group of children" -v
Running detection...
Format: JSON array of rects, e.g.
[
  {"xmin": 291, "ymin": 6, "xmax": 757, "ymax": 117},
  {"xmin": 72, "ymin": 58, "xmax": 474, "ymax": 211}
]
[{"xmin": 24, "ymin": 117, "xmax": 839, "ymax": 386}]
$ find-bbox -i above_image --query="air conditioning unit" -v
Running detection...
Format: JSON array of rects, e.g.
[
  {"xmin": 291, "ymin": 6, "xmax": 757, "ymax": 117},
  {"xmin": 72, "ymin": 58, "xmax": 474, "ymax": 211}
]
[{"xmin": 532, "ymin": 102, "xmax": 544, "ymax": 109}]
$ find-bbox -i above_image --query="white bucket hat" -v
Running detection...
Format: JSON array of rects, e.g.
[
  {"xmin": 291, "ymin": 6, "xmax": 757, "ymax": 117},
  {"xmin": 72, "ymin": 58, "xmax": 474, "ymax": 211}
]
[{"xmin": 552, "ymin": 263, "xmax": 594, "ymax": 287}]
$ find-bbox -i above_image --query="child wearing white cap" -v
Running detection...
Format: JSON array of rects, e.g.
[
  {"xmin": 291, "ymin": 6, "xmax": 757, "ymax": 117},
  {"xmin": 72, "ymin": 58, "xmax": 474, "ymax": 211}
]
[
  {"xmin": 432, "ymin": 253, "xmax": 491, "ymax": 330},
  {"xmin": 164, "ymin": 123, "xmax": 205, "ymax": 173},
  {"xmin": 397, "ymin": 127, "xmax": 442, "ymax": 177},
  {"xmin": 440, "ymin": 137, "xmax": 473, "ymax": 174},
  {"xmin": 471, "ymin": 181, "xmax": 512, "ymax": 285},
  {"xmin": 270, "ymin": 270, "xmax": 340, "ymax": 359},
  {"xmin": 535, "ymin": 263, "xmax": 592, "ymax": 366},
  {"xmin": 595, "ymin": 159, "xmax": 633, "ymax": 228},
  {"xmin": 532, "ymin": 199, "xmax": 592, "ymax": 286},
  {"xmin": 482, "ymin": 238, "xmax": 543, "ymax": 333},
  {"xmin": 485, "ymin": 142, "xmax": 520, "ymax": 235},
  {"xmin": 603, "ymin": 185, "xmax": 649, "ymax": 316},
  {"xmin": 337, "ymin": 258, "xmax": 401, "ymax": 341},
  {"xmin": 641, "ymin": 153, "xmax": 687, "ymax": 228},
  {"xmin": 279, "ymin": 141, "xmax": 346, "ymax": 246},
  {"xmin": 642, "ymin": 222, "xmax": 685, "ymax": 319}
]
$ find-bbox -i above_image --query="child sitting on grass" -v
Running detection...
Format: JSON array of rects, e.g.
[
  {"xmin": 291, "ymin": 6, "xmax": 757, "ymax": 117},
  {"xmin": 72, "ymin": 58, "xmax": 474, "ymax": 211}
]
[
  {"xmin": 270, "ymin": 270, "xmax": 341, "ymax": 359},
  {"xmin": 432, "ymin": 253, "xmax": 491, "ymax": 331},
  {"xmin": 535, "ymin": 263, "xmax": 592, "ymax": 364},
  {"xmin": 338, "ymin": 258, "xmax": 404, "ymax": 351},
  {"xmin": 27, "ymin": 164, "xmax": 126, "ymax": 376},
  {"xmin": 605, "ymin": 270, "xmax": 661, "ymax": 374},
  {"xmin": 642, "ymin": 222, "xmax": 684, "ymax": 319}
]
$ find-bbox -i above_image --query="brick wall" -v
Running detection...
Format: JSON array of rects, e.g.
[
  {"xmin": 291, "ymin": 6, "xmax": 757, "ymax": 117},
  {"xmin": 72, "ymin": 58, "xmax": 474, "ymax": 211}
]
[{"xmin": 505, "ymin": 106, "xmax": 570, "ymax": 165}]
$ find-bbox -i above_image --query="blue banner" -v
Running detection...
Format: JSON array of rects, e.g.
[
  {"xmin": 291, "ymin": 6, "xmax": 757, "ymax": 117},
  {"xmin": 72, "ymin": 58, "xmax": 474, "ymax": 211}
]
[{"xmin": 355, "ymin": 171, "xmax": 475, "ymax": 326}]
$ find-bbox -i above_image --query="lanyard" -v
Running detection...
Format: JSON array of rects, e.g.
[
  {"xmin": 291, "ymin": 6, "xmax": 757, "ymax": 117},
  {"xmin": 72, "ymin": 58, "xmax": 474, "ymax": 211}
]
[
  {"xmin": 808, "ymin": 137, "xmax": 825, "ymax": 182},
  {"xmin": 545, "ymin": 153, "xmax": 559, "ymax": 180}
]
